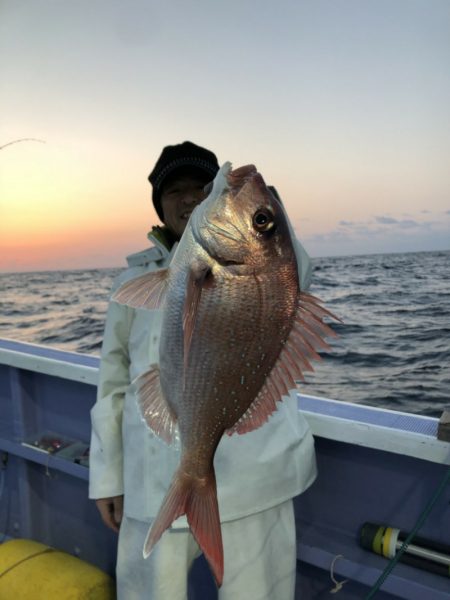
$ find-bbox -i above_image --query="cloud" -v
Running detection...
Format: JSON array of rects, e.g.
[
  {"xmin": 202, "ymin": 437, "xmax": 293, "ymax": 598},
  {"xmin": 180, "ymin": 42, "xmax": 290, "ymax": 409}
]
[
  {"xmin": 298, "ymin": 209, "xmax": 450, "ymax": 257},
  {"xmin": 397, "ymin": 219, "xmax": 419, "ymax": 228},
  {"xmin": 338, "ymin": 214, "xmax": 431, "ymax": 234},
  {"xmin": 303, "ymin": 227, "xmax": 450, "ymax": 258},
  {"xmin": 375, "ymin": 215, "xmax": 420, "ymax": 228},
  {"xmin": 375, "ymin": 215, "xmax": 398, "ymax": 224},
  {"xmin": 336, "ymin": 220, "xmax": 374, "ymax": 233}
]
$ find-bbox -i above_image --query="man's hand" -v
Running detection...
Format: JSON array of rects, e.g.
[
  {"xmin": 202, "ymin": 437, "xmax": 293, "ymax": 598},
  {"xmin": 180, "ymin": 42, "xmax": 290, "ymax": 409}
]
[{"xmin": 95, "ymin": 495, "xmax": 124, "ymax": 533}]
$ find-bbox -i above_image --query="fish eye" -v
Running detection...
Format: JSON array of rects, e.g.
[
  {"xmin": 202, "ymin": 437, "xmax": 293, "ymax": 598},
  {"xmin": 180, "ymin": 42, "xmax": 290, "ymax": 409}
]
[{"xmin": 252, "ymin": 208, "xmax": 275, "ymax": 232}]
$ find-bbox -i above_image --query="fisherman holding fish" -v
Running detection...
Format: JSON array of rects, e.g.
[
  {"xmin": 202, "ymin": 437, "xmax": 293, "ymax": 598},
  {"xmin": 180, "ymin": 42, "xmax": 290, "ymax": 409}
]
[{"xmin": 89, "ymin": 141, "xmax": 335, "ymax": 599}]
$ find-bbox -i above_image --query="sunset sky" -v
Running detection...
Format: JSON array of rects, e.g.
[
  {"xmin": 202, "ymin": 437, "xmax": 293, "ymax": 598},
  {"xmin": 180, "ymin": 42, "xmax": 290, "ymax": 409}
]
[{"xmin": 1, "ymin": 0, "xmax": 449, "ymax": 272}]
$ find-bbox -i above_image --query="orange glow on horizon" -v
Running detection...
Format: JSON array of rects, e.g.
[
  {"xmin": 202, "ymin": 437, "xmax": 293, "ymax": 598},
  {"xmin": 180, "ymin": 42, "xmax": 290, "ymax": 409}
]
[
  {"xmin": 0, "ymin": 226, "xmax": 153, "ymax": 273},
  {"xmin": 0, "ymin": 141, "xmax": 162, "ymax": 271}
]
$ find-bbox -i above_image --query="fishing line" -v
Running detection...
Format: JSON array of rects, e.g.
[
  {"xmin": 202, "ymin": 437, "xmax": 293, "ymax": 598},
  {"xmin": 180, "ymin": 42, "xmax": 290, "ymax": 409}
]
[{"xmin": 364, "ymin": 465, "xmax": 450, "ymax": 599}]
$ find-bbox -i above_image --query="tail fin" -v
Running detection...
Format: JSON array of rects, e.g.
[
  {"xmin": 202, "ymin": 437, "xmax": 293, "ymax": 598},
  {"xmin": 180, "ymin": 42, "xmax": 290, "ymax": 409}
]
[{"xmin": 144, "ymin": 467, "xmax": 224, "ymax": 587}]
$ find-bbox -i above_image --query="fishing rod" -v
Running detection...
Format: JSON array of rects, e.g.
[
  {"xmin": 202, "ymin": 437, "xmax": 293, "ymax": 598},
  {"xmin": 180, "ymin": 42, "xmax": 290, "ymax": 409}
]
[
  {"xmin": 362, "ymin": 465, "xmax": 450, "ymax": 599},
  {"xmin": 0, "ymin": 138, "xmax": 46, "ymax": 150}
]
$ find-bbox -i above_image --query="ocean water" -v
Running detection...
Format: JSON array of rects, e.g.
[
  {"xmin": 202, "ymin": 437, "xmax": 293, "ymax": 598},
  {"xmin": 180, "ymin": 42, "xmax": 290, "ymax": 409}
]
[{"xmin": 1, "ymin": 250, "xmax": 449, "ymax": 417}]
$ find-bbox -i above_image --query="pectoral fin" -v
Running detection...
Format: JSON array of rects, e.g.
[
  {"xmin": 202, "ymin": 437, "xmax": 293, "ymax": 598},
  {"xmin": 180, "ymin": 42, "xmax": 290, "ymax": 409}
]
[
  {"xmin": 112, "ymin": 268, "xmax": 169, "ymax": 310},
  {"xmin": 183, "ymin": 261, "xmax": 211, "ymax": 372}
]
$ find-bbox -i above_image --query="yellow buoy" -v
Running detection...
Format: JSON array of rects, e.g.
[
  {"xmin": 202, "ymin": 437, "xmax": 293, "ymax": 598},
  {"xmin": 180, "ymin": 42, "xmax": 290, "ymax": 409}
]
[{"xmin": 0, "ymin": 539, "xmax": 115, "ymax": 599}]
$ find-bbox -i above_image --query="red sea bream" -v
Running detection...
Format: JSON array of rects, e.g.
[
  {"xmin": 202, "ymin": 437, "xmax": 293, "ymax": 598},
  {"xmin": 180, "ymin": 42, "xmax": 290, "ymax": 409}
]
[{"xmin": 113, "ymin": 162, "xmax": 338, "ymax": 586}]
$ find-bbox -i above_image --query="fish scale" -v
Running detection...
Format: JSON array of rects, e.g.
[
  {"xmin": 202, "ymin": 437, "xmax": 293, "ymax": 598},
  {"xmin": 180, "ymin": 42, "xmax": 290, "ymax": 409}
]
[{"xmin": 186, "ymin": 281, "xmax": 291, "ymax": 420}]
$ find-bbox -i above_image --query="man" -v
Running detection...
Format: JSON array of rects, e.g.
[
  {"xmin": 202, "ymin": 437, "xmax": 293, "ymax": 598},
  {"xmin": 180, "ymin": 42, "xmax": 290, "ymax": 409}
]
[{"xmin": 89, "ymin": 141, "xmax": 317, "ymax": 599}]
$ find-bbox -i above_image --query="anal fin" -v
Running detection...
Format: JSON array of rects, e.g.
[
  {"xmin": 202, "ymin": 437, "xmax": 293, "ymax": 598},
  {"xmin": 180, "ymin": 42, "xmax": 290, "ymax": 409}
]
[{"xmin": 226, "ymin": 383, "xmax": 278, "ymax": 436}]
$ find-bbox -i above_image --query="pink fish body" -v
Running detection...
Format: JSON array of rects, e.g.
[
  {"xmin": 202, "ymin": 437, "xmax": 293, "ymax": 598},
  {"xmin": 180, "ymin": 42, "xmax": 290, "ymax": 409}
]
[{"xmin": 113, "ymin": 163, "xmax": 338, "ymax": 586}]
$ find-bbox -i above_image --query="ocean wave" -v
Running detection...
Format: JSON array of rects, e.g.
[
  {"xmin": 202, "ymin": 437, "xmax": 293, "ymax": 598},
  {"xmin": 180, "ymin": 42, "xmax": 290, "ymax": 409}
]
[{"xmin": 1, "ymin": 251, "xmax": 448, "ymax": 417}]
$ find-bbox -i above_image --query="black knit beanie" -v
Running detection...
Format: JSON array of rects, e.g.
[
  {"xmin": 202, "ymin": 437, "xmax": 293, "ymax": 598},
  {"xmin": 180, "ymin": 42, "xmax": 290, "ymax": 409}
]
[{"xmin": 148, "ymin": 141, "xmax": 220, "ymax": 221}]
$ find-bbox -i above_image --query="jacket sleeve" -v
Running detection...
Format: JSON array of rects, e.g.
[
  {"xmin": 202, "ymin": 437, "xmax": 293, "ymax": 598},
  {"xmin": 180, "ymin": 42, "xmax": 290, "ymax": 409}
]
[
  {"xmin": 89, "ymin": 298, "xmax": 133, "ymax": 499},
  {"xmin": 294, "ymin": 238, "xmax": 312, "ymax": 291}
]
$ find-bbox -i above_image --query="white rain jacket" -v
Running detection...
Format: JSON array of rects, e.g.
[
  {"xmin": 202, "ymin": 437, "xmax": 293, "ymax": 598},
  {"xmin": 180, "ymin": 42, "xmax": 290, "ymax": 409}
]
[{"xmin": 89, "ymin": 232, "xmax": 317, "ymax": 526}]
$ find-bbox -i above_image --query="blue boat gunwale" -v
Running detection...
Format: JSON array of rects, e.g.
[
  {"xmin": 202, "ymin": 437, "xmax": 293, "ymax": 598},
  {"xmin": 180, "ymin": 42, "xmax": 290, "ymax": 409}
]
[
  {"xmin": 1, "ymin": 337, "xmax": 448, "ymax": 466},
  {"xmin": 0, "ymin": 337, "xmax": 99, "ymax": 385}
]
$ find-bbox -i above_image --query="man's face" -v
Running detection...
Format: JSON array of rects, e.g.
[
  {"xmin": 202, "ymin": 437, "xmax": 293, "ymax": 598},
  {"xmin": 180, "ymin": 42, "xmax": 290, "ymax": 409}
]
[{"xmin": 160, "ymin": 174, "xmax": 209, "ymax": 239}]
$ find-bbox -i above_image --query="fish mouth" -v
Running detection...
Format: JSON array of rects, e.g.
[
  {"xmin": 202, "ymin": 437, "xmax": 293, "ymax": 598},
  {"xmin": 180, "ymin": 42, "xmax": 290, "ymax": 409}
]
[
  {"xmin": 213, "ymin": 256, "xmax": 244, "ymax": 268},
  {"xmin": 211, "ymin": 255, "xmax": 252, "ymax": 277}
]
